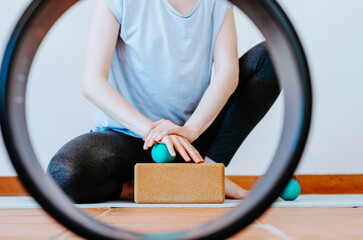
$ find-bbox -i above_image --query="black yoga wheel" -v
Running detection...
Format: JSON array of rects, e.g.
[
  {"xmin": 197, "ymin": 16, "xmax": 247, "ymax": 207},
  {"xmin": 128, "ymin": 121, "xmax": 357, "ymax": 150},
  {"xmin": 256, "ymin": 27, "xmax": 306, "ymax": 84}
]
[{"xmin": 0, "ymin": 0, "xmax": 312, "ymax": 239}]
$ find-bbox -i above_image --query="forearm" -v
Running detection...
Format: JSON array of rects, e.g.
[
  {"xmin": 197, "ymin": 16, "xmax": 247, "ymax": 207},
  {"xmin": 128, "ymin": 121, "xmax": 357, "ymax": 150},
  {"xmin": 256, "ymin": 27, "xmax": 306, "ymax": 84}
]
[
  {"xmin": 83, "ymin": 79, "xmax": 152, "ymax": 138},
  {"xmin": 184, "ymin": 68, "xmax": 238, "ymax": 138}
]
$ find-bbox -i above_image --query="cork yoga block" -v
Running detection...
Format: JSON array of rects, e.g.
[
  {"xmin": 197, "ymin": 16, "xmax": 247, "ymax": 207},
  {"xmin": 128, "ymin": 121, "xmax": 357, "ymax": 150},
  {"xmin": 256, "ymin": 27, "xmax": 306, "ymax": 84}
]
[{"xmin": 134, "ymin": 163, "xmax": 225, "ymax": 204}]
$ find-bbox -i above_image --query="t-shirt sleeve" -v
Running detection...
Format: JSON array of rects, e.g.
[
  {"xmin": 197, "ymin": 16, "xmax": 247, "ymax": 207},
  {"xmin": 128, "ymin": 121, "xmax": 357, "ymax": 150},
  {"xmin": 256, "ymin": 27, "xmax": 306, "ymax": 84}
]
[
  {"xmin": 104, "ymin": 0, "xmax": 123, "ymax": 24},
  {"xmin": 212, "ymin": 0, "xmax": 234, "ymax": 48}
]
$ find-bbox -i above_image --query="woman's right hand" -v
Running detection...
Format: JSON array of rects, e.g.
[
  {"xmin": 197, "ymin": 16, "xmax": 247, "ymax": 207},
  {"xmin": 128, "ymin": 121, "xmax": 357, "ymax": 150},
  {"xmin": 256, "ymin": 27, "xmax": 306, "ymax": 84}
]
[{"xmin": 160, "ymin": 135, "xmax": 204, "ymax": 164}]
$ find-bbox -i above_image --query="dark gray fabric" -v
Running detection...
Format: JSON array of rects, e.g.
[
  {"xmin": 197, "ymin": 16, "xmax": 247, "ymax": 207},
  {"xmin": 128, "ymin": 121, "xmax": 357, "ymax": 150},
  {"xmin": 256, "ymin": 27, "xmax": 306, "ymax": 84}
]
[{"xmin": 204, "ymin": 41, "xmax": 280, "ymax": 165}]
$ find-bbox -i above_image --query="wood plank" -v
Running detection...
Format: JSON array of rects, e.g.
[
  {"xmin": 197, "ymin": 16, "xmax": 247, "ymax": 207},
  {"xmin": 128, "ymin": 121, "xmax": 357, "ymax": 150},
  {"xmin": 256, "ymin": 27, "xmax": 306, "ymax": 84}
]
[
  {"xmin": 259, "ymin": 208, "xmax": 363, "ymax": 239},
  {"xmin": 62, "ymin": 207, "xmax": 363, "ymax": 240},
  {"xmin": 95, "ymin": 208, "xmax": 280, "ymax": 239},
  {"xmin": 227, "ymin": 175, "xmax": 363, "ymax": 194},
  {"xmin": 0, "ymin": 208, "xmax": 108, "ymax": 240},
  {"xmin": 0, "ymin": 177, "xmax": 29, "ymax": 195},
  {"xmin": 1, "ymin": 174, "xmax": 363, "ymax": 195},
  {"xmin": 297, "ymin": 174, "xmax": 363, "ymax": 194}
]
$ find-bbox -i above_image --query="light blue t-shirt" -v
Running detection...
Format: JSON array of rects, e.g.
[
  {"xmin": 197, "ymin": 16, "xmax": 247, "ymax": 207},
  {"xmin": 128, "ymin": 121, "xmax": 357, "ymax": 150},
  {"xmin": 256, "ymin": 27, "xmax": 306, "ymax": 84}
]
[{"xmin": 91, "ymin": 0, "xmax": 233, "ymax": 138}]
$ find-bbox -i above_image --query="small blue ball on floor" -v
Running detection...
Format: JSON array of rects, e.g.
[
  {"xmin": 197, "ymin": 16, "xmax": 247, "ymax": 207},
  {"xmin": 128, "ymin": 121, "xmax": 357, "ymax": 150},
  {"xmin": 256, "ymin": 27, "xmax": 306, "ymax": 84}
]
[
  {"xmin": 280, "ymin": 179, "xmax": 301, "ymax": 201},
  {"xmin": 151, "ymin": 143, "xmax": 175, "ymax": 163}
]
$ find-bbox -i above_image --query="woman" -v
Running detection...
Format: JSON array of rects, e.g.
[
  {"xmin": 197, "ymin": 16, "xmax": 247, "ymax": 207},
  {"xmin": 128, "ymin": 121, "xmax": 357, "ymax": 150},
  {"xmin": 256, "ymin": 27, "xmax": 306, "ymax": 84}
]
[{"xmin": 47, "ymin": 0, "xmax": 280, "ymax": 203}]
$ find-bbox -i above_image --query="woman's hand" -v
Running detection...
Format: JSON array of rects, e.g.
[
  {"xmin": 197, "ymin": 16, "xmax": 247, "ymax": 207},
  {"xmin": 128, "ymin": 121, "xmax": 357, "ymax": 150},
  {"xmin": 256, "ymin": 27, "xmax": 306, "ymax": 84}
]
[
  {"xmin": 160, "ymin": 135, "xmax": 204, "ymax": 164},
  {"xmin": 143, "ymin": 119, "xmax": 199, "ymax": 150}
]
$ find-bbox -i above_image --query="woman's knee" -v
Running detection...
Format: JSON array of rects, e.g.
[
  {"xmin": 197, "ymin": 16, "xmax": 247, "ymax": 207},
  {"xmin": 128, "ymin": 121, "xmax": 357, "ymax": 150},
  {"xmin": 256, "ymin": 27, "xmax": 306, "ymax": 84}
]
[
  {"xmin": 47, "ymin": 152, "xmax": 88, "ymax": 203},
  {"xmin": 46, "ymin": 133, "xmax": 108, "ymax": 203},
  {"xmin": 46, "ymin": 131, "xmax": 137, "ymax": 203},
  {"xmin": 239, "ymin": 41, "xmax": 276, "ymax": 81},
  {"xmin": 237, "ymin": 41, "xmax": 280, "ymax": 99}
]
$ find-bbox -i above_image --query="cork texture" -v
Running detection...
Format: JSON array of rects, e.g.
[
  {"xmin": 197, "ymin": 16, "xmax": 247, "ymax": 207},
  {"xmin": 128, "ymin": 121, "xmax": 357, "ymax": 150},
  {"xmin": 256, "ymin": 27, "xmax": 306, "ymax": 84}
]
[{"xmin": 134, "ymin": 163, "xmax": 225, "ymax": 204}]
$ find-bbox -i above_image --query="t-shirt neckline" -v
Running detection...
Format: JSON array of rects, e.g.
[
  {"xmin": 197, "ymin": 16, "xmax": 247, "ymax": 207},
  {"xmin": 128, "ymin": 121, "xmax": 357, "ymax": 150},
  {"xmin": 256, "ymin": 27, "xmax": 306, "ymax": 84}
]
[{"xmin": 163, "ymin": 0, "xmax": 201, "ymax": 18}]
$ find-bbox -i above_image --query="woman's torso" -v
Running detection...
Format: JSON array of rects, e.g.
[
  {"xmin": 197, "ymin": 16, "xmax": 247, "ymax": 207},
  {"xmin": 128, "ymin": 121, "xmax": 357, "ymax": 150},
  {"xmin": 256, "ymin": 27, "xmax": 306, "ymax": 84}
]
[{"xmin": 91, "ymin": 0, "xmax": 233, "ymax": 138}]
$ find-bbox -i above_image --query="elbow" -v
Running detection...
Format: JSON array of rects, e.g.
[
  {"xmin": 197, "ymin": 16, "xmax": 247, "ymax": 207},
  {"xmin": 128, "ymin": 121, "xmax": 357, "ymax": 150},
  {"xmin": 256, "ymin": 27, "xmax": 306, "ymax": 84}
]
[
  {"xmin": 82, "ymin": 75, "xmax": 109, "ymax": 102},
  {"xmin": 82, "ymin": 76, "xmax": 97, "ymax": 102},
  {"xmin": 214, "ymin": 65, "xmax": 239, "ymax": 95},
  {"xmin": 82, "ymin": 86, "xmax": 92, "ymax": 101},
  {"xmin": 82, "ymin": 81, "xmax": 92, "ymax": 101},
  {"xmin": 82, "ymin": 71, "xmax": 105, "ymax": 101}
]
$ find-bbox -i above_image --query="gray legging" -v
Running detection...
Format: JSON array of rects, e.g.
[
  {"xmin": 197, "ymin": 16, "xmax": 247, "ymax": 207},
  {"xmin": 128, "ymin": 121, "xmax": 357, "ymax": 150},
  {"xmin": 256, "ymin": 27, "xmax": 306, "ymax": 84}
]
[{"xmin": 47, "ymin": 42, "xmax": 280, "ymax": 203}]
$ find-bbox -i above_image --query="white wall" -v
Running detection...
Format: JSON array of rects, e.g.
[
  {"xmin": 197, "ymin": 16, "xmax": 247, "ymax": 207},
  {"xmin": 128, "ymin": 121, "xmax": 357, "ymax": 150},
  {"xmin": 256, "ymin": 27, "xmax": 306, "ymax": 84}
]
[{"xmin": 1, "ymin": 0, "xmax": 363, "ymax": 176}]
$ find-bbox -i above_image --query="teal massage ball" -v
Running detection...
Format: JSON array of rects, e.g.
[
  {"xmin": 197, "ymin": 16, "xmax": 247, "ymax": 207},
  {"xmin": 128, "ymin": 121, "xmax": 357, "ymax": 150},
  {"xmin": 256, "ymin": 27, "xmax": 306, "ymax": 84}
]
[
  {"xmin": 151, "ymin": 143, "xmax": 175, "ymax": 163},
  {"xmin": 280, "ymin": 179, "xmax": 301, "ymax": 201}
]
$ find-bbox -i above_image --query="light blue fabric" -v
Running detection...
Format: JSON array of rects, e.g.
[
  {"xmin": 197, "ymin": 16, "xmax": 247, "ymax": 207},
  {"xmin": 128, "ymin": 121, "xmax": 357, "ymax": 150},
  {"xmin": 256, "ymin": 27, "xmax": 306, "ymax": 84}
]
[{"xmin": 91, "ymin": 0, "xmax": 234, "ymax": 138}]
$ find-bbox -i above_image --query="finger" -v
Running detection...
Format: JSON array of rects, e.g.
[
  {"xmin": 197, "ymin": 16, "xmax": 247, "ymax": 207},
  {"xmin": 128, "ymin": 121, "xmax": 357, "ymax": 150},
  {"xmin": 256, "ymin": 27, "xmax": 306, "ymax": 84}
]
[
  {"xmin": 179, "ymin": 137, "xmax": 203, "ymax": 163},
  {"xmin": 163, "ymin": 136, "xmax": 176, "ymax": 157},
  {"xmin": 147, "ymin": 128, "xmax": 162, "ymax": 148},
  {"xmin": 143, "ymin": 128, "xmax": 151, "ymax": 146},
  {"xmin": 155, "ymin": 122, "xmax": 182, "ymax": 141},
  {"xmin": 170, "ymin": 135, "xmax": 191, "ymax": 162},
  {"xmin": 143, "ymin": 136, "xmax": 149, "ymax": 150},
  {"xmin": 144, "ymin": 129, "xmax": 155, "ymax": 150},
  {"xmin": 146, "ymin": 121, "xmax": 173, "ymax": 147},
  {"xmin": 146, "ymin": 120, "xmax": 162, "ymax": 136},
  {"xmin": 145, "ymin": 120, "xmax": 176, "ymax": 149},
  {"xmin": 155, "ymin": 129, "xmax": 169, "ymax": 141},
  {"xmin": 143, "ymin": 133, "xmax": 152, "ymax": 149},
  {"xmin": 143, "ymin": 122, "xmax": 160, "ymax": 149},
  {"xmin": 144, "ymin": 124, "xmax": 154, "ymax": 138},
  {"xmin": 155, "ymin": 127, "xmax": 178, "ymax": 142},
  {"xmin": 145, "ymin": 125, "xmax": 163, "ymax": 149}
]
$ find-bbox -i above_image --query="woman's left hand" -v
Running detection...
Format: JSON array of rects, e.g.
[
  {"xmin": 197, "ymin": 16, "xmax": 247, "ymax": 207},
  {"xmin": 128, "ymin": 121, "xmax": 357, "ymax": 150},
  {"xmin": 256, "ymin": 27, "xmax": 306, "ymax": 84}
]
[{"xmin": 143, "ymin": 119, "xmax": 198, "ymax": 150}]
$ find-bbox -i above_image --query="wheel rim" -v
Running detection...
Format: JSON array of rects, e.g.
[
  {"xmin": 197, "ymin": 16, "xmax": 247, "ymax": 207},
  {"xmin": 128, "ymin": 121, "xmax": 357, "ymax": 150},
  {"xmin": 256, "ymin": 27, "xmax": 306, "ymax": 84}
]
[{"xmin": 0, "ymin": 0, "xmax": 312, "ymax": 239}]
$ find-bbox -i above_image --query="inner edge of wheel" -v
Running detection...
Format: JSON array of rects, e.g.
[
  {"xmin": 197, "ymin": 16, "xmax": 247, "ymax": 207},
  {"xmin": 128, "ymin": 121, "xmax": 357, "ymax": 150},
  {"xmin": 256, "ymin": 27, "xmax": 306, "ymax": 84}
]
[{"xmin": 1, "ymin": 0, "xmax": 311, "ymax": 239}]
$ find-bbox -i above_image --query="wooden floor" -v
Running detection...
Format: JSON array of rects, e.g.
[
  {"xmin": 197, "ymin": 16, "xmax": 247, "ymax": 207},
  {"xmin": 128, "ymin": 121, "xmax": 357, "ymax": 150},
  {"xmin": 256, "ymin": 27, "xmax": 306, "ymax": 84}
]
[{"xmin": 0, "ymin": 207, "xmax": 362, "ymax": 239}]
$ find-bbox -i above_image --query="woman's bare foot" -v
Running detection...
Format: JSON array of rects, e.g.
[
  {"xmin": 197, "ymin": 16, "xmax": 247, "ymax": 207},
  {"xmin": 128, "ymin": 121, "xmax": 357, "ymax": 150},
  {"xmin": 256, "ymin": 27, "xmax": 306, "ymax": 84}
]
[
  {"xmin": 120, "ymin": 180, "xmax": 134, "ymax": 200},
  {"xmin": 225, "ymin": 177, "xmax": 249, "ymax": 199},
  {"xmin": 204, "ymin": 157, "xmax": 249, "ymax": 199}
]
